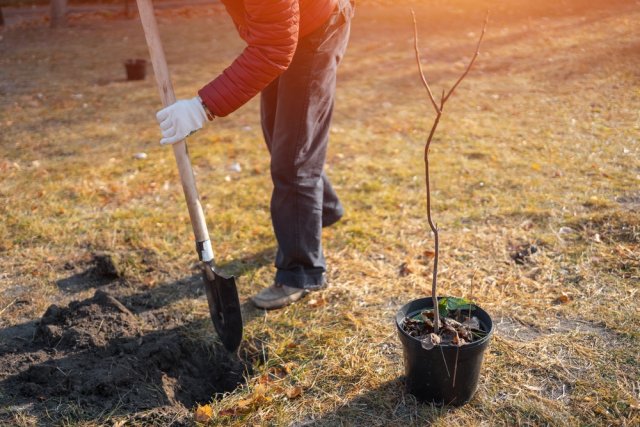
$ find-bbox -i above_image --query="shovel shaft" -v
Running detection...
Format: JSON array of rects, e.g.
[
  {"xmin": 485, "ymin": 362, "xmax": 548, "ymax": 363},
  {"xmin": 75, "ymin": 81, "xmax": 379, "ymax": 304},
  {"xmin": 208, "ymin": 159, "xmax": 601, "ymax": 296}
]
[{"xmin": 136, "ymin": 0, "xmax": 212, "ymax": 261}]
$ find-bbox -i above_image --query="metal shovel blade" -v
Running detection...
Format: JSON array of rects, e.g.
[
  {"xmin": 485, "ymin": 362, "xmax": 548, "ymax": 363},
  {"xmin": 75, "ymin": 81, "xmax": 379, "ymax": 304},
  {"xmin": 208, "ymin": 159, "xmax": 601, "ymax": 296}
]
[{"xmin": 202, "ymin": 263, "xmax": 243, "ymax": 352}]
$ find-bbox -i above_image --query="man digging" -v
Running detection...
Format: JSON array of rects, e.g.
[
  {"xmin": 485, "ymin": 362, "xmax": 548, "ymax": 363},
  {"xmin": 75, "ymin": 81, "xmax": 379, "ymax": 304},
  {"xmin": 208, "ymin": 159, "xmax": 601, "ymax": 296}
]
[{"xmin": 155, "ymin": 0, "xmax": 355, "ymax": 309}]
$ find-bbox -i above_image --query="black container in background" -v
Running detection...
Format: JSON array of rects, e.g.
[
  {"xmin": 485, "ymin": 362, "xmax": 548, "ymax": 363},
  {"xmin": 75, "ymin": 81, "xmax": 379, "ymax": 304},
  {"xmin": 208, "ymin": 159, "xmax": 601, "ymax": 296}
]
[
  {"xmin": 395, "ymin": 297, "xmax": 494, "ymax": 406},
  {"xmin": 124, "ymin": 59, "xmax": 147, "ymax": 81}
]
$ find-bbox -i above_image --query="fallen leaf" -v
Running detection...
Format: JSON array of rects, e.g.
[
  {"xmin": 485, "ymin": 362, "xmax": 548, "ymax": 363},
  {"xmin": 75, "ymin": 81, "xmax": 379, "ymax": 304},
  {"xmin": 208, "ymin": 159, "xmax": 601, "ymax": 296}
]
[
  {"xmin": 283, "ymin": 362, "xmax": 298, "ymax": 374},
  {"xmin": 253, "ymin": 383, "xmax": 268, "ymax": 397},
  {"xmin": 615, "ymin": 245, "xmax": 632, "ymax": 256},
  {"xmin": 525, "ymin": 267, "xmax": 542, "ymax": 279},
  {"xmin": 559, "ymin": 226, "xmax": 575, "ymax": 235},
  {"xmin": 285, "ymin": 386, "xmax": 303, "ymax": 400},
  {"xmin": 194, "ymin": 404, "xmax": 213, "ymax": 422},
  {"xmin": 423, "ymin": 250, "xmax": 436, "ymax": 259},
  {"xmin": 236, "ymin": 397, "xmax": 254, "ymax": 409},
  {"xmin": 520, "ymin": 219, "xmax": 534, "ymax": 230},
  {"xmin": 421, "ymin": 333, "xmax": 441, "ymax": 350},
  {"xmin": 307, "ymin": 295, "xmax": 325, "ymax": 308},
  {"xmin": 399, "ymin": 262, "xmax": 413, "ymax": 277},
  {"xmin": 554, "ymin": 294, "xmax": 571, "ymax": 304},
  {"xmin": 218, "ymin": 408, "xmax": 238, "ymax": 417},
  {"xmin": 462, "ymin": 316, "xmax": 480, "ymax": 330},
  {"xmin": 264, "ymin": 364, "xmax": 292, "ymax": 381},
  {"xmin": 258, "ymin": 373, "xmax": 271, "ymax": 384}
]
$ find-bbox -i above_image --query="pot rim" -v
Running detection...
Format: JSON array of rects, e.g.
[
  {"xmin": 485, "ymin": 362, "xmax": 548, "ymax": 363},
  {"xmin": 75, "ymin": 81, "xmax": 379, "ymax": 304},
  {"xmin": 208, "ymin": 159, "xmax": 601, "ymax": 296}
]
[
  {"xmin": 395, "ymin": 296, "xmax": 495, "ymax": 350},
  {"xmin": 124, "ymin": 58, "xmax": 147, "ymax": 65}
]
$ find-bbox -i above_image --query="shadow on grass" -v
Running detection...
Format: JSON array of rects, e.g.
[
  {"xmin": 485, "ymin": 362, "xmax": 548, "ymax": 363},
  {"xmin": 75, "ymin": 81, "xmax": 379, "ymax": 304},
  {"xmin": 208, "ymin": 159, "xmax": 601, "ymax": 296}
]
[
  {"xmin": 303, "ymin": 378, "xmax": 447, "ymax": 426},
  {"xmin": 56, "ymin": 269, "xmax": 119, "ymax": 293},
  {"xmin": 3, "ymin": 247, "xmax": 275, "ymax": 358},
  {"xmin": 53, "ymin": 246, "xmax": 275, "ymax": 311},
  {"xmin": 217, "ymin": 246, "xmax": 276, "ymax": 277}
]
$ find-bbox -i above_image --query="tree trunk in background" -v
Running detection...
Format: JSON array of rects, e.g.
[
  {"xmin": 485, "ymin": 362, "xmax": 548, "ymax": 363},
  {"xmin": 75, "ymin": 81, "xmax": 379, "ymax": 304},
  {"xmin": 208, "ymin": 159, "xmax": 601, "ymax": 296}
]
[{"xmin": 50, "ymin": 0, "xmax": 67, "ymax": 28}]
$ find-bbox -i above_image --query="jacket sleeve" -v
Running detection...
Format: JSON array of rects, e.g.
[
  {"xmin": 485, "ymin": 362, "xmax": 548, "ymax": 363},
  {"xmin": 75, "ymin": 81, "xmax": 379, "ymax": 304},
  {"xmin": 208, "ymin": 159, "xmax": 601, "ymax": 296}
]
[{"xmin": 198, "ymin": 0, "xmax": 300, "ymax": 117}]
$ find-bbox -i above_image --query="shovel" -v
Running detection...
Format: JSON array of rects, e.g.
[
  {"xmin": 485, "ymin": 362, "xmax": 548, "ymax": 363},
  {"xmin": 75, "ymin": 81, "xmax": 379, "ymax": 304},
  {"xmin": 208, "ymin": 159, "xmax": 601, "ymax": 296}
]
[{"xmin": 136, "ymin": 0, "xmax": 243, "ymax": 352}]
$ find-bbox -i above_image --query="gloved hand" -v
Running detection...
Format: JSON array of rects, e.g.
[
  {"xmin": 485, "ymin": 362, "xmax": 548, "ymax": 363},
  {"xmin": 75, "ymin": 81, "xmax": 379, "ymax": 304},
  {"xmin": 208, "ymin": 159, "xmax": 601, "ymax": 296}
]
[{"xmin": 156, "ymin": 96, "xmax": 208, "ymax": 145}]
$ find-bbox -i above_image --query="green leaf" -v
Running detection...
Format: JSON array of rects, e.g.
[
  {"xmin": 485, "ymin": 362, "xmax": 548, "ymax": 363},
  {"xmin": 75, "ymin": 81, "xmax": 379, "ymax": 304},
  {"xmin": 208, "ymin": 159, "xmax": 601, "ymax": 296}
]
[
  {"xmin": 438, "ymin": 297, "xmax": 476, "ymax": 317},
  {"xmin": 437, "ymin": 300, "xmax": 448, "ymax": 318},
  {"xmin": 410, "ymin": 312, "xmax": 425, "ymax": 322}
]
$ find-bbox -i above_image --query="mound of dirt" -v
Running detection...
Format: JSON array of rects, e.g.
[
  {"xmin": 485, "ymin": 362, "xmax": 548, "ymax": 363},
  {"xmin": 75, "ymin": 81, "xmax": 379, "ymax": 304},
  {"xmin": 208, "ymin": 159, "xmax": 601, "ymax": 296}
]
[{"xmin": 0, "ymin": 290, "xmax": 245, "ymax": 423}]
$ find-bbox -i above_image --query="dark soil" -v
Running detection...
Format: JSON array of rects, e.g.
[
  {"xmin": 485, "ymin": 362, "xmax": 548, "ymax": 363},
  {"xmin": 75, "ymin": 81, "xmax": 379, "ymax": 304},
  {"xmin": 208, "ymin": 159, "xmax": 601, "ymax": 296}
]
[{"xmin": 0, "ymin": 289, "xmax": 246, "ymax": 424}]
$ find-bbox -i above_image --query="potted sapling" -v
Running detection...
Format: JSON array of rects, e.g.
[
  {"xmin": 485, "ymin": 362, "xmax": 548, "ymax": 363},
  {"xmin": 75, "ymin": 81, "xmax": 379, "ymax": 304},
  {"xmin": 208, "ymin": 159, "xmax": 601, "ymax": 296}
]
[{"xmin": 395, "ymin": 12, "xmax": 494, "ymax": 406}]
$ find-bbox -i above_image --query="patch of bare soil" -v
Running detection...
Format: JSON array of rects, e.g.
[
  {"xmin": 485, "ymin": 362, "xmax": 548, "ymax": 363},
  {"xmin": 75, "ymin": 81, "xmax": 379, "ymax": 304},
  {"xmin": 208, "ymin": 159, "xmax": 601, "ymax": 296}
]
[
  {"xmin": 495, "ymin": 316, "xmax": 618, "ymax": 343},
  {"xmin": 616, "ymin": 192, "xmax": 640, "ymax": 211},
  {"xmin": 0, "ymin": 290, "xmax": 245, "ymax": 424}
]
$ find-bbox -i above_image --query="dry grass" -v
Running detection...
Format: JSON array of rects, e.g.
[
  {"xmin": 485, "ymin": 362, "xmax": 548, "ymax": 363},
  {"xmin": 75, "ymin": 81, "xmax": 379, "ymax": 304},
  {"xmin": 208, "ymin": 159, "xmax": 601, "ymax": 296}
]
[{"xmin": 1, "ymin": 0, "xmax": 639, "ymax": 425}]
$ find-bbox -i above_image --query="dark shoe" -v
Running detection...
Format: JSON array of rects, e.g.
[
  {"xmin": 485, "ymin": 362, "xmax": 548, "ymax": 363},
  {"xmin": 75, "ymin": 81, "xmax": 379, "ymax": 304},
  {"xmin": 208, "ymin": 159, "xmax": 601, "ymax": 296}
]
[{"xmin": 251, "ymin": 283, "xmax": 309, "ymax": 310}]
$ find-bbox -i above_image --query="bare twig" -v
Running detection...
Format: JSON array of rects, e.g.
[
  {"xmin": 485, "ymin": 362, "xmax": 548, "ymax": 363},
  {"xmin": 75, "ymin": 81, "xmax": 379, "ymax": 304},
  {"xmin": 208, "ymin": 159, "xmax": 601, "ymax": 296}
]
[
  {"xmin": 412, "ymin": 10, "xmax": 488, "ymax": 335},
  {"xmin": 0, "ymin": 298, "xmax": 17, "ymax": 316},
  {"xmin": 452, "ymin": 337, "xmax": 460, "ymax": 386},
  {"xmin": 469, "ymin": 268, "xmax": 479, "ymax": 318},
  {"xmin": 411, "ymin": 10, "xmax": 440, "ymax": 113},
  {"xmin": 443, "ymin": 11, "xmax": 489, "ymax": 105}
]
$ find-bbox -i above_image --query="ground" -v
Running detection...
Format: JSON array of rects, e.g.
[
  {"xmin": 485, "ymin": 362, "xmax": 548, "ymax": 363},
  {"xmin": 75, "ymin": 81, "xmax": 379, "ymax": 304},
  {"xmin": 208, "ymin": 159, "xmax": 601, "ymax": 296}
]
[{"xmin": 0, "ymin": 0, "xmax": 639, "ymax": 425}]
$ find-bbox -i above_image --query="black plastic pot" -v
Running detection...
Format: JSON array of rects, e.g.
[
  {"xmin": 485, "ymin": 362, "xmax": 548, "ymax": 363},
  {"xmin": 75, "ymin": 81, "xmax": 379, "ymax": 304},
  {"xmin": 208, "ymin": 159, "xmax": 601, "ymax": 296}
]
[
  {"xmin": 395, "ymin": 297, "xmax": 493, "ymax": 406},
  {"xmin": 124, "ymin": 59, "xmax": 147, "ymax": 81}
]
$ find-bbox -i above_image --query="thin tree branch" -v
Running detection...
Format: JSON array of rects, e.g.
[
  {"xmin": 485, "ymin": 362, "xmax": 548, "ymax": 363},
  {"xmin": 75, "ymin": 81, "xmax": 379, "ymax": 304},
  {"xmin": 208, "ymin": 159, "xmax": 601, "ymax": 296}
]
[
  {"xmin": 422, "ymin": 91, "xmax": 442, "ymax": 334},
  {"xmin": 442, "ymin": 11, "xmax": 489, "ymax": 104},
  {"xmin": 412, "ymin": 10, "xmax": 488, "ymax": 336},
  {"xmin": 411, "ymin": 9, "xmax": 440, "ymax": 114}
]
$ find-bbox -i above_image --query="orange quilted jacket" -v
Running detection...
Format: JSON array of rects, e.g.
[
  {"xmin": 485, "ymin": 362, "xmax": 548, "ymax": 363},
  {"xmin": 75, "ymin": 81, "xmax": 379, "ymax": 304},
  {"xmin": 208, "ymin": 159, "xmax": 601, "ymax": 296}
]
[{"xmin": 198, "ymin": 0, "xmax": 338, "ymax": 118}]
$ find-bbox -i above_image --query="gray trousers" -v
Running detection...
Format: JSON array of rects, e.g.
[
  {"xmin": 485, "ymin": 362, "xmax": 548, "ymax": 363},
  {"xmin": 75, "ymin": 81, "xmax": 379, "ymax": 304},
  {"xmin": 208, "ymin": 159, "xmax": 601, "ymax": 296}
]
[{"xmin": 260, "ymin": 0, "xmax": 354, "ymax": 289}]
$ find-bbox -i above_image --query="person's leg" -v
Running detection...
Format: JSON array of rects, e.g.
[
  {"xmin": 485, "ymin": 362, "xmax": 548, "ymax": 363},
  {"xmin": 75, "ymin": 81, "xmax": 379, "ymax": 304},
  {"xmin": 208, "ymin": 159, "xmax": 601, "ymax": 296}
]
[
  {"xmin": 253, "ymin": 0, "xmax": 353, "ymax": 308},
  {"xmin": 321, "ymin": 172, "xmax": 343, "ymax": 228},
  {"xmin": 260, "ymin": 77, "xmax": 279, "ymax": 152},
  {"xmin": 262, "ymin": 68, "xmax": 345, "ymax": 228},
  {"xmin": 270, "ymin": 2, "xmax": 352, "ymax": 289}
]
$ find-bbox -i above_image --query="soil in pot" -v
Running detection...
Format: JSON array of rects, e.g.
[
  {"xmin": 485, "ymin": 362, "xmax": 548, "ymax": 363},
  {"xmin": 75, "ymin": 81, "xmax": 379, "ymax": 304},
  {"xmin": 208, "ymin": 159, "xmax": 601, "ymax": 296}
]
[{"xmin": 396, "ymin": 297, "xmax": 493, "ymax": 406}]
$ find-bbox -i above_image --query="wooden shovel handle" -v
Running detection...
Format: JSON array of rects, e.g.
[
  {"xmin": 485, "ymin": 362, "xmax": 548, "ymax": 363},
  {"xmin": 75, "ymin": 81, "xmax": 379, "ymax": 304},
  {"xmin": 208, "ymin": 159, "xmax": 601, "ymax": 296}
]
[{"xmin": 136, "ymin": 0, "xmax": 210, "ymax": 247}]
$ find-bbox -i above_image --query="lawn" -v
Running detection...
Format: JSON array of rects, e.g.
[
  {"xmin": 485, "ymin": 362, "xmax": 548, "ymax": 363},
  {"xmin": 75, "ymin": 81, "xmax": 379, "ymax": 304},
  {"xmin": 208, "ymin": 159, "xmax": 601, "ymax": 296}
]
[{"xmin": 0, "ymin": 0, "xmax": 638, "ymax": 425}]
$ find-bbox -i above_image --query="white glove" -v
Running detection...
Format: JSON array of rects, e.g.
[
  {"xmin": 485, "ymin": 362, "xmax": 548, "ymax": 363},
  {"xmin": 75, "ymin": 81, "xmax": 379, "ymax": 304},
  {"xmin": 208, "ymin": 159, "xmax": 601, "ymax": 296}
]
[{"xmin": 156, "ymin": 96, "xmax": 208, "ymax": 145}]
